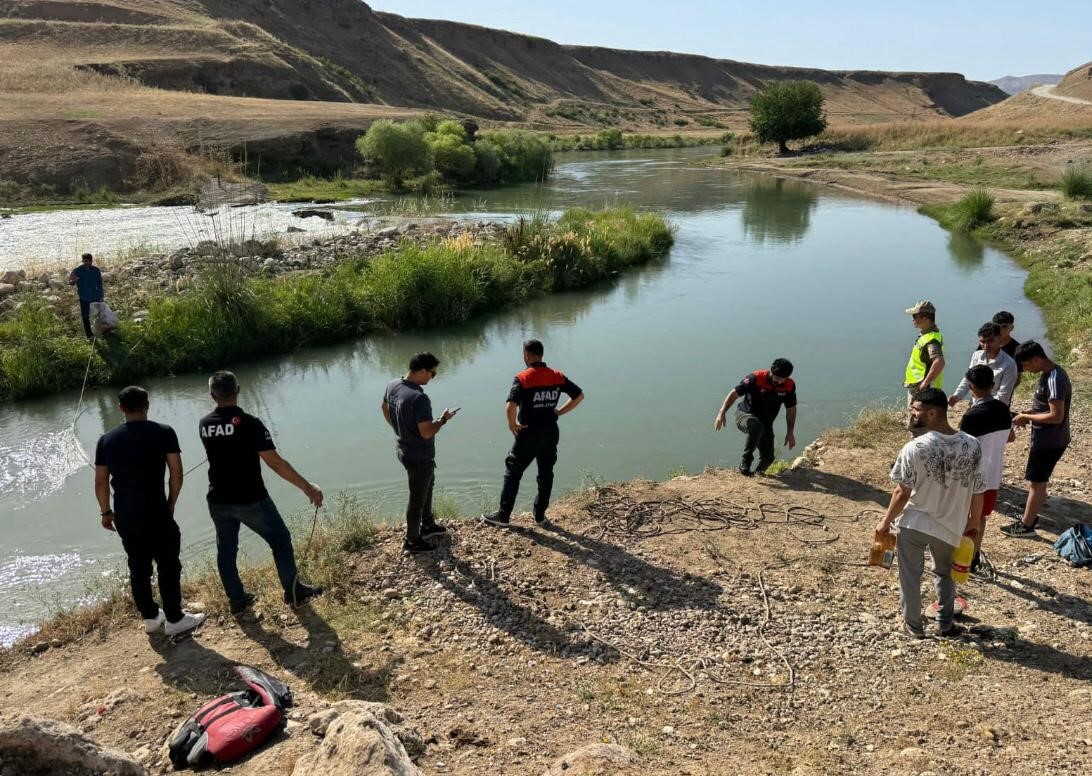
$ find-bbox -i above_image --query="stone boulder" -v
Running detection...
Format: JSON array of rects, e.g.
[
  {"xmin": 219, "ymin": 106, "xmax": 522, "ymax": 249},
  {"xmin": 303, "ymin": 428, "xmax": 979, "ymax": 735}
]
[
  {"xmin": 0, "ymin": 269, "xmax": 25, "ymax": 285},
  {"xmin": 544, "ymin": 743, "xmax": 642, "ymax": 776},
  {"xmin": 293, "ymin": 702, "xmax": 421, "ymax": 776},
  {"xmin": 0, "ymin": 716, "xmax": 146, "ymax": 776}
]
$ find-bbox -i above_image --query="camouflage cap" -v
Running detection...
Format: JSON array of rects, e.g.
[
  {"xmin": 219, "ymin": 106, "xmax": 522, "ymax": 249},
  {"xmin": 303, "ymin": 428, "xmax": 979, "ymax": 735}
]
[{"xmin": 904, "ymin": 300, "xmax": 936, "ymax": 316}]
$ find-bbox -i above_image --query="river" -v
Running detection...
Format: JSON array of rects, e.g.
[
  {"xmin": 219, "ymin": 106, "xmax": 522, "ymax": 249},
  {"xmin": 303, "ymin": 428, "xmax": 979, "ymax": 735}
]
[{"xmin": 0, "ymin": 148, "xmax": 1046, "ymax": 643}]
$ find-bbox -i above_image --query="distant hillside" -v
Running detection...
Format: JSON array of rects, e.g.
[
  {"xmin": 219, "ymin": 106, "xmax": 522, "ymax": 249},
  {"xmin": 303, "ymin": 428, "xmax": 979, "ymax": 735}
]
[
  {"xmin": 1055, "ymin": 60, "xmax": 1092, "ymax": 102},
  {"xmin": 989, "ymin": 74, "xmax": 1063, "ymax": 95},
  {"xmin": 0, "ymin": 0, "xmax": 1011, "ymax": 195}
]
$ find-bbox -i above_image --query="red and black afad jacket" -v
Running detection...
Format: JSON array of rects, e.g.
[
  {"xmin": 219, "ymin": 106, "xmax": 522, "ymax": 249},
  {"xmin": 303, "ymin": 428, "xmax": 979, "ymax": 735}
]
[
  {"xmin": 735, "ymin": 370, "xmax": 797, "ymax": 422},
  {"xmin": 507, "ymin": 361, "xmax": 582, "ymax": 427},
  {"xmin": 168, "ymin": 666, "xmax": 292, "ymax": 769}
]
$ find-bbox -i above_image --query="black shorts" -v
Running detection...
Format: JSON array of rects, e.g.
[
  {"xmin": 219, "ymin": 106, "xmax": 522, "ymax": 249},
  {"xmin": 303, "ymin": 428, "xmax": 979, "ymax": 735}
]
[{"xmin": 1025, "ymin": 446, "xmax": 1066, "ymax": 483}]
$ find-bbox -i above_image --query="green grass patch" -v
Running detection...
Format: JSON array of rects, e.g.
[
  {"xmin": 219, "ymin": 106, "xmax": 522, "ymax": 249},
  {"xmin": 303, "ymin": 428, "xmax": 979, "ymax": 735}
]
[
  {"xmin": 1060, "ymin": 166, "xmax": 1092, "ymax": 199},
  {"xmin": 547, "ymin": 131, "xmax": 721, "ymax": 152},
  {"xmin": 0, "ymin": 208, "xmax": 674, "ymax": 402},
  {"xmin": 922, "ymin": 188, "xmax": 995, "ymax": 232},
  {"xmin": 266, "ymin": 175, "xmax": 385, "ymax": 202},
  {"xmin": 822, "ymin": 404, "xmax": 905, "ymax": 449}
]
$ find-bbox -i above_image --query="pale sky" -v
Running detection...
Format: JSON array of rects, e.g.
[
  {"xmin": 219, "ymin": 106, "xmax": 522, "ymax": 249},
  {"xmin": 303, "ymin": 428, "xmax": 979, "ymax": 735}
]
[{"xmin": 371, "ymin": 1, "xmax": 1090, "ymax": 82}]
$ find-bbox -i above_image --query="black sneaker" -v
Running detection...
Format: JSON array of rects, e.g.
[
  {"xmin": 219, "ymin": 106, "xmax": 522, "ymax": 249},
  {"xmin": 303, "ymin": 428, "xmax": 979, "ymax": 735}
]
[
  {"xmin": 481, "ymin": 511, "xmax": 511, "ymax": 527},
  {"xmin": 738, "ymin": 464, "xmax": 754, "ymax": 477},
  {"xmin": 403, "ymin": 537, "xmax": 435, "ymax": 554},
  {"xmin": 229, "ymin": 592, "xmax": 257, "ymax": 615},
  {"xmin": 1000, "ymin": 520, "xmax": 1038, "ymax": 538},
  {"xmin": 421, "ymin": 522, "xmax": 448, "ymax": 538},
  {"xmin": 284, "ymin": 584, "xmax": 324, "ymax": 607},
  {"xmin": 533, "ymin": 511, "xmax": 549, "ymax": 525}
]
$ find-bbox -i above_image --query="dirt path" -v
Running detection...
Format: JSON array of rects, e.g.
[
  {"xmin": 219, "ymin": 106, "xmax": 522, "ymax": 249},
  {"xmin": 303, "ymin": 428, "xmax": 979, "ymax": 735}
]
[{"xmin": 1031, "ymin": 85, "xmax": 1092, "ymax": 105}]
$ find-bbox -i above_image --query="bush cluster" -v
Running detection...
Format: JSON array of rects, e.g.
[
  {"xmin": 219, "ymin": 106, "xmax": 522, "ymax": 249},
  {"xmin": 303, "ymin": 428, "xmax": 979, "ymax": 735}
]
[
  {"xmin": 0, "ymin": 208, "xmax": 673, "ymax": 401},
  {"xmin": 356, "ymin": 119, "xmax": 553, "ymax": 189},
  {"xmin": 547, "ymin": 129, "xmax": 720, "ymax": 152}
]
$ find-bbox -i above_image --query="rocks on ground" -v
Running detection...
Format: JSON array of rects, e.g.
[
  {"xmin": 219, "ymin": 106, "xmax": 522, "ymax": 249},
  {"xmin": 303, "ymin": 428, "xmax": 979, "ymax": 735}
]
[
  {"xmin": 293, "ymin": 701, "xmax": 422, "ymax": 776},
  {"xmin": 0, "ymin": 716, "xmax": 146, "ymax": 776},
  {"xmin": 544, "ymin": 743, "xmax": 642, "ymax": 775}
]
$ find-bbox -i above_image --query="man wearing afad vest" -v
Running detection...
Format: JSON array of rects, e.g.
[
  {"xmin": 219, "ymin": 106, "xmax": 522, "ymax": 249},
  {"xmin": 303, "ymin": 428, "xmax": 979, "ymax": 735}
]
[{"xmin": 904, "ymin": 300, "xmax": 945, "ymax": 435}]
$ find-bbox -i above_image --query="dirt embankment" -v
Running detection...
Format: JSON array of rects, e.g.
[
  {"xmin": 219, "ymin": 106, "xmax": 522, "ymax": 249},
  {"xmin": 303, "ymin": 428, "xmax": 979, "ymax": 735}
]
[{"xmin": 0, "ymin": 407, "xmax": 1089, "ymax": 774}]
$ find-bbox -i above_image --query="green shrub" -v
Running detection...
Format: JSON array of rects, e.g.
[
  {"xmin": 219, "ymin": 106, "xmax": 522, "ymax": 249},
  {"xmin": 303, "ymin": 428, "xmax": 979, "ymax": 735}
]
[
  {"xmin": 356, "ymin": 120, "xmax": 431, "ymax": 187},
  {"xmin": 472, "ymin": 140, "xmax": 501, "ymax": 184},
  {"xmin": 480, "ymin": 130, "xmax": 554, "ymax": 183},
  {"xmin": 950, "ymin": 188, "xmax": 996, "ymax": 231},
  {"xmin": 429, "ymin": 133, "xmax": 476, "ymax": 181},
  {"xmin": 1060, "ymin": 166, "xmax": 1092, "ymax": 199}
]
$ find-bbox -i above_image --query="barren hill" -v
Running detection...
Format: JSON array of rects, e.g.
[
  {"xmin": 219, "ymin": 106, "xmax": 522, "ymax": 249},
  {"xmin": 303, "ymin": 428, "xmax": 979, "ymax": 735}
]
[
  {"xmin": 0, "ymin": 0, "xmax": 1010, "ymax": 195},
  {"xmin": 1055, "ymin": 60, "xmax": 1092, "ymax": 102},
  {"xmin": 988, "ymin": 74, "xmax": 1063, "ymax": 95}
]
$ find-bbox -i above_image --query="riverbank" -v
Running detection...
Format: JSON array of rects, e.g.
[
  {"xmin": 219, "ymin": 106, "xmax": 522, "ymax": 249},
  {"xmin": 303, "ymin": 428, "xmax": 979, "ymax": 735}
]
[
  {"xmin": 0, "ymin": 207, "xmax": 674, "ymax": 402},
  {"xmin": 1, "ymin": 401, "xmax": 1089, "ymax": 773}
]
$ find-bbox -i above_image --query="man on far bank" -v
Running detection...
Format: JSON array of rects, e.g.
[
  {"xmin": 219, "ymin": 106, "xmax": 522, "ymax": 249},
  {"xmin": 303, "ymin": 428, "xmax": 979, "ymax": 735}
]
[
  {"xmin": 482, "ymin": 339, "xmax": 584, "ymax": 527},
  {"xmin": 1001, "ymin": 341, "xmax": 1073, "ymax": 538},
  {"xmin": 949, "ymin": 322, "xmax": 1018, "ymax": 407},
  {"xmin": 904, "ymin": 301, "xmax": 944, "ymax": 434},
  {"xmin": 382, "ymin": 352, "xmax": 459, "ymax": 553},
  {"xmin": 94, "ymin": 386, "xmax": 205, "ymax": 637},
  {"xmin": 714, "ymin": 358, "xmax": 797, "ymax": 476},
  {"xmin": 67, "ymin": 252, "xmax": 104, "ymax": 339},
  {"xmin": 200, "ymin": 370, "xmax": 324, "ymax": 611}
]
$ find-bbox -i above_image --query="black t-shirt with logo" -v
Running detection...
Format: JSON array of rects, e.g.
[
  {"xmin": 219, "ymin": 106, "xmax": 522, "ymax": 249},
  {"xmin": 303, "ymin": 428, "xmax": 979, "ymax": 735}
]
[
  {"xmin": 199, "ymin": 406, "xmax": 276, "ymax": 504},
  {"xmin": 735, "ymin": 370, "xmax": 798, "ymax": 423},
  {"xmin": 507, "ymin": 362, "xmax": 582, "ymax": 428},
  {"xmin": 94, "ymin": 420, "xmax": 181, "ymax": 518}
]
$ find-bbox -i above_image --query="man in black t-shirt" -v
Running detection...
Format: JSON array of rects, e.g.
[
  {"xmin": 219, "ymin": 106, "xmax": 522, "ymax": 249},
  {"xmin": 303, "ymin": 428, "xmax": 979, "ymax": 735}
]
[
  {"xmin": 199, "ymin": 370, "xmax": 325, "ymax": 612},
  {"xmin": 382, "ymin": 352, "xmax": 459, "ymax": 553},
  {"xmin": 714, "ymin": 358, "xmax": 798, "ymax": 476},
  {"xmin": 95, "ymin": 386, "xmax": 205, "ymax": 637},
  {"xmin": 482, "ymin": 340, "xmax": 584, "ymax": 528}
]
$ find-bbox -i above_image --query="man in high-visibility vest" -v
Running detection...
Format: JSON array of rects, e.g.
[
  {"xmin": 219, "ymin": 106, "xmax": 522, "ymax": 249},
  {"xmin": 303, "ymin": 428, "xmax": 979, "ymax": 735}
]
[{"xmin": 904, "ymin": 300, "xmax": 945, "ymax": 435}]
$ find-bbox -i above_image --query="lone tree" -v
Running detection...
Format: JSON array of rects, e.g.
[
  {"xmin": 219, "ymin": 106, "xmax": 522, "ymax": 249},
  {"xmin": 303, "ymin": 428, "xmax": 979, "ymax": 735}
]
[{"xmin": 749, "ymin": 80, "xmax": 827, "ymax": 155}]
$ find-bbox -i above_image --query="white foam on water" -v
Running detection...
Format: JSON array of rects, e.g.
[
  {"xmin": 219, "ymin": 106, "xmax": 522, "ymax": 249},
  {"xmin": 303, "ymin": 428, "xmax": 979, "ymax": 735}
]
[
  {"xmin": 0, "ymin": 428, "xmax": 90, "ymax": 505},
  {"xmin": 0, "ymin": 551, "xmax": 94, "ymax": 647}
]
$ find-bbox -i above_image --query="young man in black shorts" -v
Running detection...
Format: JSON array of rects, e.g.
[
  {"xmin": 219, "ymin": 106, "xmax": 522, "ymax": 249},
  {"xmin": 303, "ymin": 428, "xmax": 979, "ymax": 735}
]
[
  {"xmin": 95, "ymin": 386, "xmax": 205, "ymax": 637},
  {"xmin": 1002, "ymin": 341, "xmax": 1072, "ymax": 537}
]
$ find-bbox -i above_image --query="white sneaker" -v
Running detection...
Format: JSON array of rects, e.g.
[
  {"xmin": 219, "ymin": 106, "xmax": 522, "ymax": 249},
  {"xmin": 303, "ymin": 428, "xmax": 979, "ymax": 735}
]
[
  {"xmin": 142, "ymin": 609, "xmax": 166, "ymax": 634},
  {"xmin": 164, "ymin": 611, "xmax": 207, "ymax": 637}
]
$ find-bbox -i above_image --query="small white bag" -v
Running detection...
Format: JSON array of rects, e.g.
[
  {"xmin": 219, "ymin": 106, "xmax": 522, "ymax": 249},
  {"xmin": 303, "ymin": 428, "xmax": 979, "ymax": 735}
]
[{"xmin": 89, "ymin": 301, "xmax": 119, "ymax": 336}]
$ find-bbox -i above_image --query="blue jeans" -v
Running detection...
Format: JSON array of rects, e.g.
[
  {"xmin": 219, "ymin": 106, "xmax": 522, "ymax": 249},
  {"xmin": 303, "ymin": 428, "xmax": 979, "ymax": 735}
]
[{"xmin": 208, "ymin": 497, "xmax": 298, "ymax": 602}]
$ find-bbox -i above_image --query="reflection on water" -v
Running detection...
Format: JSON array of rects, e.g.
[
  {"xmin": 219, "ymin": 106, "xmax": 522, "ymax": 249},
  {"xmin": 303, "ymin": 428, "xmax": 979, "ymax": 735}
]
[
  {"xmin": 0, "ymin": 147, "xmax": 1049, "ymax": 641},
  {"xmin": 741, "ymin": 177, "xmax": 819, "ymax": 244}
]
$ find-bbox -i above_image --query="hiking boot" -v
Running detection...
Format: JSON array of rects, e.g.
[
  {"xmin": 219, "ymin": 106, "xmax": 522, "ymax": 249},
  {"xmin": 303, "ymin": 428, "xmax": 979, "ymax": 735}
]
[
  {"xmin": 285, "ymin": 584, "xmax": 324, "ymax": 607},
  {"xmin": 165, "ymin": 611, "xmax": 206, "ymax": 638},
  {"xmin": 899, "ymin": 619, "xmax": 926, "ymax": 640},
  {"xmin": 481, "ymin": 511, "xmax": 511, "ymax": 527},
  {"xmin": 738, "ymin": 464, "xmax": 754, "ymax": 477},
  {"xmin": 403, "ymin": 537, "xmax": 436, "ymax": 554},
  {"xmin": 229, "ymin": 592, "xmax": 257, "ymax": 615},
  {"xmin": 421, "ymin": 522, "xmax": 448, "ymax": 539},
  {"xmin": 1000, "ymin": 520, "xmax": 1038, "ymax": 538},
  {"xmin": 142, "ymin": 609, "xmax": 166, "ymax": 634}
]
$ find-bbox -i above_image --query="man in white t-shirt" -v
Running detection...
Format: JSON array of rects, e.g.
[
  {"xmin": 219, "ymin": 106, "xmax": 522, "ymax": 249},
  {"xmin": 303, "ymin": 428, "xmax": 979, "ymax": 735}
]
[
  {"xmin": 876, "ymin": 388, "xmax": 986, "ymax": 638},
  {"xmin": 949, "ymin": 322, "xmax": 1018, "ymax": 407}
]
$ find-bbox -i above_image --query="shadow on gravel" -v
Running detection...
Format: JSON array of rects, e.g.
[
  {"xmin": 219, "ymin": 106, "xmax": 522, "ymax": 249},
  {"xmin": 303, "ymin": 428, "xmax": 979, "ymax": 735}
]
[
  {"xmin": 973, "ymin": 626, "xmax": 1092, "ymax": 681},
  {"xmin": 150, "ymin": 634, "xmax": 238, "ymax": 697},
  {"xmin": 413, "ymin": 546, "xmax": 620, "ymax": 663},
  {"xmin": 517, "ymin": 522, "xmax": 723, "ymax": 612},
  {"xmin": 763, "ymin": 468, "xmax": 892, "ymax": 508},
  {"xmin": 988, "ymin": 569, "xmax": 1092, "ymax": 628},
  {"xmin": 996, "ymin": 484, "xmax": 1089, "ymax": 536},
  {"xmin": 237, "ymin": 607, "xmax": 395, "ymax": 701}
]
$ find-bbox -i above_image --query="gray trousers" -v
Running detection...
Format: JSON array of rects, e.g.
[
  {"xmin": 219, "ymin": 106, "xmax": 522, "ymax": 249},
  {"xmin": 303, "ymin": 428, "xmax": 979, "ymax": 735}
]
[{"xmin": 896, "ymin": 526, "xmax": 956, "ymax": 631}]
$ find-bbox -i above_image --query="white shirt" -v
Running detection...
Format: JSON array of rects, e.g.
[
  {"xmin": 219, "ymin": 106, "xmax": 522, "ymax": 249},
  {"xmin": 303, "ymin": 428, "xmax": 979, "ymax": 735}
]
[
  {"xmin": 951, "ymin": 349, "xmax": 1018, "ymax": 406},
  {"xmin": 890, "ymin": 430, "xmax": 987, "ymax": 547}
]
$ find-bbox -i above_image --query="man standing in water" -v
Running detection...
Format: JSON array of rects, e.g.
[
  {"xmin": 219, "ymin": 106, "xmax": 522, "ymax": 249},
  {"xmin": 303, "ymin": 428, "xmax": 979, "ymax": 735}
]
[
  {"xmin": 1002, "ymin": 341, "xmax": 1073, "ymax": 538},
  {"xmin": 903, "ymin": 301, "xmax": 945, "ymax": 434},
  {"xmin": 200, "ymin": 371, "xmax": 324, "ymax": 612},
  {"xmin": 67, "ymin": 252, "xmax": 104, "ymax": 339},
  {"xmin": 382, "ymin": 353, "xmax": 459, "ymax": 553},
  {"xmin": 95, "ymin": 386, "xmax": 205, "ymax": 637},
  {"xmin": 714, "ymin": 358, "xmax": 797, "ymax": 476},
  {"xmin": 875, "ymin": 388, "xmax": 985, "ymax": 638},
  {"xmin": 482, "ymin": 340, "xmax": 584, "ymax": 527}
]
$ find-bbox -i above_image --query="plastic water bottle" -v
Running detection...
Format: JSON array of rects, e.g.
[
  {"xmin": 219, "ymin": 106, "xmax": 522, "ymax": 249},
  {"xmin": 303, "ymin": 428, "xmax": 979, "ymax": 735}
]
[
  {"xmin": 950, "ymin": 536, "xmax": 975, "ymax": 584},
  {"xmin": 869, "ymin": 530, "xmax": 895, "ymax": 569}
]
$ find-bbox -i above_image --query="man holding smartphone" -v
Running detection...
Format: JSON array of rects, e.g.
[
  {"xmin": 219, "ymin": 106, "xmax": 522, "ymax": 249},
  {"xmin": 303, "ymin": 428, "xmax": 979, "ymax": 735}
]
[
  {"xmin": 382, "ymin": 352, "xmax": 459, "ymax": 553},
  {"xmin": 482, "ymin": 339, "xmax": 584, "ymax": 527}
]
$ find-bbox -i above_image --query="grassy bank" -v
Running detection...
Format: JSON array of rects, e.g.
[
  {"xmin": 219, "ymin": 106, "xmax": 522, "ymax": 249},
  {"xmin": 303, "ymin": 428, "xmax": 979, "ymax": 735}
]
[
  {"xmin": 547, "ymin": 129, "xmax": 725, "ymax": 152},
  {"xmin": 0, "ymin": 207, "xmax": 674, "ymax": 402}
]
